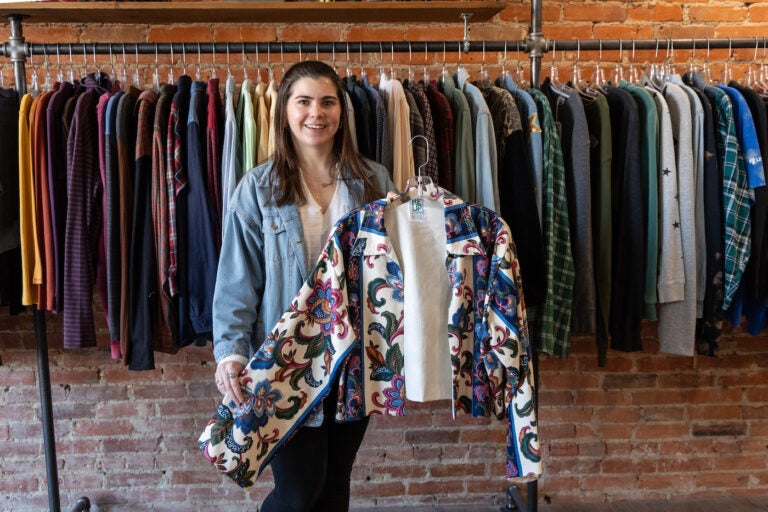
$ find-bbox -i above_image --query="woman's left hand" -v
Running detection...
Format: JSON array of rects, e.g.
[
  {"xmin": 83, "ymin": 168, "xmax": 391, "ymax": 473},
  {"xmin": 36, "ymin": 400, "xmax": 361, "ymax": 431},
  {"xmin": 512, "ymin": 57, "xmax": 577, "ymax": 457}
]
[{"xmin": 215, "ymin": 361, "xmax": 245, "ymax": 406}]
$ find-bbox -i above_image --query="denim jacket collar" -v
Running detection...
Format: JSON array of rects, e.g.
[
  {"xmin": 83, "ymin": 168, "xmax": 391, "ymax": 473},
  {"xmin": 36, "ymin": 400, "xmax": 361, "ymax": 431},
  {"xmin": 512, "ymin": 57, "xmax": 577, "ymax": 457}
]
[{"xmin": 253, "ymin": 162, "xmax": 377, "ymax": 283}]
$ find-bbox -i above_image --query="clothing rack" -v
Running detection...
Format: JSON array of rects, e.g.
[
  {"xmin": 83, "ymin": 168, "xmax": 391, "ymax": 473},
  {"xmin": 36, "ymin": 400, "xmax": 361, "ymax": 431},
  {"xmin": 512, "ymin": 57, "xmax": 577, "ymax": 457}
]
[{"xmin": 4, "ymin": 2, "xmax": 766, "ymax": 509}]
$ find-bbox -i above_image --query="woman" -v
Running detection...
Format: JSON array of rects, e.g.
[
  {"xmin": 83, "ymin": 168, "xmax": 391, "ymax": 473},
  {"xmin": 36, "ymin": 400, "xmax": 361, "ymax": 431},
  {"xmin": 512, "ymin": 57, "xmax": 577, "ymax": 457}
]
[{"xmin": 212, "ymin": 60, "xmax": 393, "ymax": 511}]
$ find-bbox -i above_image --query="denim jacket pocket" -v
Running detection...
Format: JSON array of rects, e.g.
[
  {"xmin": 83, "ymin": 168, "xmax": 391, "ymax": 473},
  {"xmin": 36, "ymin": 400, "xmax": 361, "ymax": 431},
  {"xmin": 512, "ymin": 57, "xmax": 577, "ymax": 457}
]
[{"xmin": 264, "ymin": 216, "xmax": 289, "ymax": 263}]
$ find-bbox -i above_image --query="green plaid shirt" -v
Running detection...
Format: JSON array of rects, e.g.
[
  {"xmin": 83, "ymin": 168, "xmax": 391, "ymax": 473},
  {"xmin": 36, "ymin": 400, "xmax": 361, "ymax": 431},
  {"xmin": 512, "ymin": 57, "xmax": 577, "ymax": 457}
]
[
  {"xmin": 705, "ymin": 86, "xmax": 752, "ymax": 311},
  {"xmin": 530, "ymin": 89, "xmax": 575, "ymax": 357}
]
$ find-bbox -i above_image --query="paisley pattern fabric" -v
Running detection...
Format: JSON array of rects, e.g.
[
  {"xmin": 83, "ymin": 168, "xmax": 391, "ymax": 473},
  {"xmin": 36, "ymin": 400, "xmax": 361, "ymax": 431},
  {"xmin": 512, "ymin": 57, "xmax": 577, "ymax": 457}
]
[{"xmin": 198, "ymin": 187, "xmax": 541, "ymax": 487}]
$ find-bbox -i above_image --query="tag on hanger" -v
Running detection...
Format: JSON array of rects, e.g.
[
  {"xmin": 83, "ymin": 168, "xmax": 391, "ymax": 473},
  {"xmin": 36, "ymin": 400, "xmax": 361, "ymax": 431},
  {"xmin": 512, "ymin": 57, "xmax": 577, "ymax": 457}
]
[{"xmin": 409, "ymin": 197, "xmax": 426, "ymax": 222}]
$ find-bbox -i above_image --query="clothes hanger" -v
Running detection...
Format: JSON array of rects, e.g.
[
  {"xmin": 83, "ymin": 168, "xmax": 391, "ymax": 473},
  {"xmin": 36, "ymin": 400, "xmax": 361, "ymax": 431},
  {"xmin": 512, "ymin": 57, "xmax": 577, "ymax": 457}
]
[
  {"xmin": 646, "ymin": 39, "xmax": 666, "ymax": 90},
  {"xmin": 267, "ymin": 44, "xmax": 275, "ymax": 83},
  {"xmin": 241, "ymin": 43, "xmax": 249, "ymax": 81},
  {"xmin": 42, "ymin": 45, "xmax": 52, "ymax": 92},
  {"xmin": 755, "ymin": 39, "xmax": 768, "ymax": 95},
  {"xmin": 225, "ymin": 42, "xmax": 233, "ymax": 81},
  {"xmin": 570, "ymin": 40, "xmax": 596, "ymax": 97},
  {"xmin": 514, "ymin": 41, "xmax": 526, "ymax": 86},
  {"xmin": 721, "ymin": 38, "xmax": 733, "ymax": 84},
  {"xmin": 744, "ymin": 38, "xmax": 759, "ymax": 88},
  {"xmin": 152, "ymin": 43, "xmax": 161, "ymax": 91},
  {"xmin": 346, "ymin": 42, "xmax": 352, "ymax": 79},
  {"xmin": 55, "ymin": 44, "xmax": 64, "ymax": 84},
  {"xmin": 400, "ymin": 134, "xmax": 435, "ymax": 199},
  {"xmin": 181, "ymin": 44, "xmax": 188, "ymax": 79},
  {"xmin": 131, "ymin": 44, "xmax": 141, "ymax": 88},
  {"xmin": 360, "ymin": 44, "xmax": 367, "ymax": 80},
  {"xmin": 422, "ymin": 44, "xmax": 430, "ymax": 84},
  {"xmin": 662, "ymin": 39, "xmax": 677, "ymax": 81},
  {"xmin": 167, "ymin": 44, "xmax": 175, "ymax": 85},
  {"xmin": 702, "ymin": 38, "xmax": 714, "ymax": 84},
  {"xmin": 255, "ymin": 43, "xmax": 263, "ymax": 84},
  {"xmin": 210, "ymin": 39, "xmax": 217, "ymax": 80},
  {"xmin": 29, "ymin": 45, "xmax": 40, "ymax": 97},
  {"xmin": 407, "ymin": 42, "xmax": 414, "ymax": 83},
  {"xmin": 627, "ymin": 39, "xmax": 640, "ymax": 84},
  {"xmin": 195, "ymin": 43, "xmax": 202, "ymax": 82},
  {"xmin": 390, "ymin": 42, "xmax": 396, "ymax": 79},
  {"xmin": 546, "ymin": 40, "xmax": 569, "ymax": 97},
  {"xmin": 612, "ymin": 39, "xmax": 625, "ymax": 85},
  {"xmin": 67, "ymin": 45, "xmax": 76, "ymax": 84}
]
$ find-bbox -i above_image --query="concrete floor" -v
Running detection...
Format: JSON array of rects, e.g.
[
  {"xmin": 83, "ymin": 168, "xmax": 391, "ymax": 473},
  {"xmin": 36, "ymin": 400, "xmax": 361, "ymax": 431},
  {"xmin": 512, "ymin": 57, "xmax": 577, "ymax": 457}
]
[{"xmin": 351, "ymin": 496, "xmax": 768, "ymax": 511}]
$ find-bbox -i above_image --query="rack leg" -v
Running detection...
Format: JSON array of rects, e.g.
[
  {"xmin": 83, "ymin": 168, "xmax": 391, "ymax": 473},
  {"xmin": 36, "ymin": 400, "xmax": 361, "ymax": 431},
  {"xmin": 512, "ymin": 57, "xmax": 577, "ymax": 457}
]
[
  {"xmin": 502, "ymin": 481, "xmax": 538, "ymax": 512},
  {"xmin": 35, "ymin": 307, "xmax": 61, "ymax": 512},
  {"xmin": 69, "ymin": 497, "xmax": 91, "ymax": 512}
]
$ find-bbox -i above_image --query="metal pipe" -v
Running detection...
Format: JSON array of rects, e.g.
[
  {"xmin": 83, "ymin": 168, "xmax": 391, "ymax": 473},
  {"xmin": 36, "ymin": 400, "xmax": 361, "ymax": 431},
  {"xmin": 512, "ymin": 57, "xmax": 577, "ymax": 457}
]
[
  {"xmin": 8, "ymin": 16, "xmax": 27, "ymax": 95},
  {"xmin": 528, "ymin": 0, "xmax": 544, "ymax": 88},
  {"xmin": 35, "ymin": 307, "xmax": 61, "ymax": 512},
  {"xmin": 13, "ymin": 38, "xmax": 767, "ymax": 64}
]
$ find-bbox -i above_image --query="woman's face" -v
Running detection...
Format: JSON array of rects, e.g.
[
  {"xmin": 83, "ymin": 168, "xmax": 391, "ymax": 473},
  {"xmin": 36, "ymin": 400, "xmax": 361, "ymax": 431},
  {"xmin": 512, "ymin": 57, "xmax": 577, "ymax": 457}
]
[{"xmin": 286, "ymin": 76, "xmax": 341, "ymax": 154}]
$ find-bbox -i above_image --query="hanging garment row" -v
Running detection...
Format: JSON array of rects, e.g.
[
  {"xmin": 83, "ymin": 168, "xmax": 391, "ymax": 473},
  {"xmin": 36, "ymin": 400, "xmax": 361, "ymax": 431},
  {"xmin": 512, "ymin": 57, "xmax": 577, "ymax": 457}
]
[
  {"xmin": 2, "ymin": 47, "xmax": 767, "ymax": 370},
  {"xmin": 1, "ymin": 57, "xmax": 559, "ymax": 371}
]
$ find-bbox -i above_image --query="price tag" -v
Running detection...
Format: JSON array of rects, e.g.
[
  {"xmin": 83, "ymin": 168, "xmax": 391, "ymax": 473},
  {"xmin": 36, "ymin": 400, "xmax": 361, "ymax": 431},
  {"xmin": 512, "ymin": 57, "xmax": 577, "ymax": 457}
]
[{"xmin": 409, "ymin": 197, "xmax": 425, "ymax": 221}]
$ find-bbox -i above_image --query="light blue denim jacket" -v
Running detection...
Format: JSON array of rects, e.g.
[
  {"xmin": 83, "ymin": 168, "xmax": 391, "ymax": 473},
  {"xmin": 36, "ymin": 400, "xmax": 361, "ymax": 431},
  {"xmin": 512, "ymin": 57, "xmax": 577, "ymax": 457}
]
[{"xmin": 212, "ymin": 158, "xmax": 393, "ymax": 364}]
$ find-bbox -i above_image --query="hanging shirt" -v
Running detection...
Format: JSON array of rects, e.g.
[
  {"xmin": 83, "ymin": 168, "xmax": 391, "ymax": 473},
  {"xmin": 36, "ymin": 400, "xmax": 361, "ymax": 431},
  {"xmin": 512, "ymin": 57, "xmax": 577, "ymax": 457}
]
[
  {"xmin": 238, "ymin": 78, "xmax": 257, "ymax": 173},
  {"xmin": 45, "ymin": 81, "xmax": 75, "ymax": 314},
  {"xmin": 33, "ymin": 85, "xmax": 59, "ymax": 311},
  {"xmin": 266, "ymin": 78, "xmax": 278, "ymax": 160},
  {"xmin": 581, "ymin": 92, "xmax": 613, "ymax": 366},
  {"xmin": 405, "ymin": 79, "xmax": 439, "ymax": 183},
  {"xmin": 200, "ymin": 186, "xmax": 540, "ymax": 487},
  {"xmin": 151, "ymin": 84, "xmax": 179, "ymax": 354},
  {"xmin": 704, "ymin": 85, "xmax": 751, "ymax": 312},
  {"xmin": 529, "ymin": 87, "xmax": 575, "ymax": 357},
  {"xmin": 104, "ymin": 89, "xmax": 124, "ymax": 344},
  {"xmin": 646, "ymin": 87, "xmax": 684, "ymax": 307},
  {"xmin": 362, "ymin": 75, "xmax": 391, "ymax": 174},
  {"xmin": 402, "ymin": 86, "xmax": 426, "ymax": 174},
  {"xmin": 18, "ymin": 93, "xmax": 39, "ymax": 306},
  {"xmin": 206, "ymin": 77, "xmax": 223, "ymax": 250},
  {"xmin": 439, "ymin": 73, "xmax": 475, "ymax": 202},
  {"xmin": 379, "ymin": 72, "xmax": 414, "ymax": 190},
  {"xmin": 64, "ymin": 74, "xmax": 111, "ymax": 349},
  {"xmin": 425, "ymin": 81, "xmax": 455, "ymax": 191},
  {"xmin": 116, "ymin": 87, "xmax": 141, "ymax": 360},
  {"xmin": 253, "ymin": 80, "xmax": 270, "ymax": 166},
  {"xmin": 671, "ymin": 76, "xmax": 707, "ymax": 317},
  {"xmin": 221, "ymin": 75, "xmax": 241, "ymax": 225},
  {"xmin": 500, "ymin": 76, "xmax": 543, "ymax": 225},
  {"xmin": 129, "ymin": 89, "xmax": 159, "ymax": 371},
  {"xmin": 620, "ymin": 81, "xmax": 660, "ymax": 322},
  {"xmin": 185, "ymin": 80, "xmax": 219, "ymax": 341},
  {"xmin": 659, "ymin": 82, "xmax": 697, "ymax": 357},
  {"xmin": 542, "ymin": 77, "xmax": 595, "ymax": 334},
  {"xmin": 729, "ymin": 82, "xmax": 768, "ymax": 304},
  {"xmin": 454, "ymin": 67, "xmax": 499, "ymax": 212},
  {"xmin": 604, "ymin": 84, "xmax": 644, "ymax": 352},
  {"xmin": 0, "ymin": 87, "xmax": 21, "ymax": 314}
]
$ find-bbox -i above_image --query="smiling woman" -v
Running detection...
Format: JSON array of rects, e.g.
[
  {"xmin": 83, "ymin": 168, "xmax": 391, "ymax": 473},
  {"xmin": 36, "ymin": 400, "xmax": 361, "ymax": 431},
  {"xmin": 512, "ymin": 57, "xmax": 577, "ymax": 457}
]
[{"xmin": 210, "ymin": 60, "xmax": 395, "ymax": 511}]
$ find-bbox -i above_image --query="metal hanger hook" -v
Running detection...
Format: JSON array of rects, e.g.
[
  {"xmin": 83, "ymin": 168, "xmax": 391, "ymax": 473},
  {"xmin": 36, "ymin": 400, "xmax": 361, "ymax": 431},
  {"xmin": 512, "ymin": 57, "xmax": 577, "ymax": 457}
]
[{"xmin": 409, "ymin": 134, "xmax": 430, "ymax": 179}]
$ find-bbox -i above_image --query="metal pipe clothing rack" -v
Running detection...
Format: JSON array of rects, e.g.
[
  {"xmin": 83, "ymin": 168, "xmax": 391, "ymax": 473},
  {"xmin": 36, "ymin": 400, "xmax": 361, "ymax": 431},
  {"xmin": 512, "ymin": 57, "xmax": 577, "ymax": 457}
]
[{"xmin": 4, "ymin": 3, "xmax": 766, "ymax": 511}]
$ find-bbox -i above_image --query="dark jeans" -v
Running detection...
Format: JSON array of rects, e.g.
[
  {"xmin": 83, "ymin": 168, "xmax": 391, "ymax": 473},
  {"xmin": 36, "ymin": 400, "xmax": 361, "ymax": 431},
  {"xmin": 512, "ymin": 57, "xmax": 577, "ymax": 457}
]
[{"xmin": 260, "ymin": 386, "xmax": 370, "ymax": 512}]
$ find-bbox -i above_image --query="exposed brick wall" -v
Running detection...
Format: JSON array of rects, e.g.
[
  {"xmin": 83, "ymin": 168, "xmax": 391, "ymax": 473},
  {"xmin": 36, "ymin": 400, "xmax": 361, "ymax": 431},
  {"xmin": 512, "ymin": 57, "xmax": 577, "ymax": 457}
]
[{"xmin": 2, "ymin": 1, "xmax": 768, "ymax": 510}]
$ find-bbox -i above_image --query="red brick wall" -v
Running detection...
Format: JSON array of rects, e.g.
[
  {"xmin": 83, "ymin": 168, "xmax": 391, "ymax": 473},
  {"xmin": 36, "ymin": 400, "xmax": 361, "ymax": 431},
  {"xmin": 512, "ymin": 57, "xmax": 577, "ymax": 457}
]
[{"xmin": 2, "ymin": 1, "xmax": 768, "ymax": 509}]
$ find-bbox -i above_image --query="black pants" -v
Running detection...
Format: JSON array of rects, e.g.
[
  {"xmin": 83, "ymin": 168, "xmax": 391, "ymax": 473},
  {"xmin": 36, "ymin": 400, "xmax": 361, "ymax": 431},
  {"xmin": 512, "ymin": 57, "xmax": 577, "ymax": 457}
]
[{"xmin": 260, "ymin": 386, "xmax": 369, "ymax": 512}]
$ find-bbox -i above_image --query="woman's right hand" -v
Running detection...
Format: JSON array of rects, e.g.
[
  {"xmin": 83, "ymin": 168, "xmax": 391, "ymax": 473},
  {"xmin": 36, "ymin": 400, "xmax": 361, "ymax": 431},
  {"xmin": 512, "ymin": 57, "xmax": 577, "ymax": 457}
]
[{"xmin": 215, "ymin": 361, "xmax": 246, "ymax": 406}]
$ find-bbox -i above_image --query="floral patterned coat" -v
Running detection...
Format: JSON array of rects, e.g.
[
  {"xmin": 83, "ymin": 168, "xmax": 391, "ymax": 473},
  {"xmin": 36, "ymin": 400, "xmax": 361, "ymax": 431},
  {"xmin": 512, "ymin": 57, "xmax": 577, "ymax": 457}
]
[{"xmin": 199, "ymin": 187, "xmax": 542, "ymax": 488}]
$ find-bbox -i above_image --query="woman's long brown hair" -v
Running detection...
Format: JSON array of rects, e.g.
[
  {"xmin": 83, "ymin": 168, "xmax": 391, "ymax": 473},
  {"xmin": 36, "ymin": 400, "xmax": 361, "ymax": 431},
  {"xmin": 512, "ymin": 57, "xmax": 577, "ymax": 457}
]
[{"xmin": 268, "ymin": 60, "xmax": 382, "ymax": 206}]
